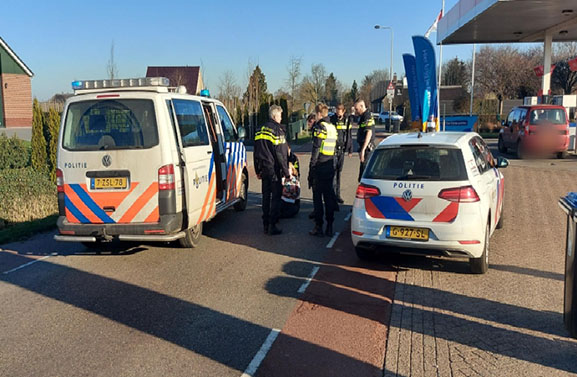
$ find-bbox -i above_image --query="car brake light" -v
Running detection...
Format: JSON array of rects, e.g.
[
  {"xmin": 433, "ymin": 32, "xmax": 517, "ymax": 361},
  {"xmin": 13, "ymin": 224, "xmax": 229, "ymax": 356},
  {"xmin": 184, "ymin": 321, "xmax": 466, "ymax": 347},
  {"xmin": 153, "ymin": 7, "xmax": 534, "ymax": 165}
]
[
  {"xmin": 458, "ymin": 240, "xmax": 481, "ymax": 245},
  {"xmin": 158, "ymin": 164, "xmax": 175, "ymax": 190},
  {"xmin": 56, "ymin": 168, "xmax": 64, "ymax": 192},
  {"xmin": 356, "ymin": 183, "xmax": 380, "ymax": 199},
  {"xmin": 352, "ymin": 231, "xmax": 364, "ymax": 236},
  {"xmin": 438, "ymin": 185, "xmax": 479, "ymax": 203}
]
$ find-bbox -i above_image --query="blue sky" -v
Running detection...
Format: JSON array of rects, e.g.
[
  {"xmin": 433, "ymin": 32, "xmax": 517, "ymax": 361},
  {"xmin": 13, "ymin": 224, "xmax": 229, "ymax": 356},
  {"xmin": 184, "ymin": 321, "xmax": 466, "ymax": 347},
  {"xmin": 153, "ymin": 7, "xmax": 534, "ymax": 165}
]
[{"xmin": 3, "ymin": 0, "xmax": 478, "ymax": 100}]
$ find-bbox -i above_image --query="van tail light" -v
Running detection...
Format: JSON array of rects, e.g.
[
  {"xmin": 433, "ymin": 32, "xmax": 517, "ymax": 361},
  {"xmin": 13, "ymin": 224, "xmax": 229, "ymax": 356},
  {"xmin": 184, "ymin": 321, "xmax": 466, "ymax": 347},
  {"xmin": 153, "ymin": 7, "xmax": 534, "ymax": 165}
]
[
  {"xmin": 356, "ymin": 183, "xmax": 380, "ymax": 199},
  {"xmin": 56, "ymin": 168, "xmax": 64, "ymax": 193},
  {"xmin": 438, "ymin": 185, "xmax": 480, "ymax": 203},
  {"xmin": 158, "ymin": 164, "xmax": 175, "ymax": 191}
]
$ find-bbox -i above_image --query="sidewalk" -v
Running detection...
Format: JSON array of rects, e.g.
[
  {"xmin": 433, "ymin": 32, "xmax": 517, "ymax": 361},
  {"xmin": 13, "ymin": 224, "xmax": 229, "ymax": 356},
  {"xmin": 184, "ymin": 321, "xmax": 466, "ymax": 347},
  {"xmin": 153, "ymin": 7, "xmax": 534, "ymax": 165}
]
[{"xmin": 383, "ymin": 166, "xmax": 577, "ymax": 377}]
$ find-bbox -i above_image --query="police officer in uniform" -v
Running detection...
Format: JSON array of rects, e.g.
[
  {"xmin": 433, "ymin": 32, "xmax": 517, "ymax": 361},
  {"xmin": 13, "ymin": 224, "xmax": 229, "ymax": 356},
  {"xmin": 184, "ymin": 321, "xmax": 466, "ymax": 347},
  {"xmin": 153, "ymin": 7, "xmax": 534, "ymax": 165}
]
[
  {"xmin": 330, "ymin": 103, "xmax": 352, "ymax": 204},
  {"xmin": 254, "ymin": 105, "xmax": 290, "ymax": 235},
  {"xmin": 309, "ymin": 103, "xmax": 338, "ymax": 237},
  {"xmin": 354, "ymin": 99, "xmax": 375, "ymax": 182}
]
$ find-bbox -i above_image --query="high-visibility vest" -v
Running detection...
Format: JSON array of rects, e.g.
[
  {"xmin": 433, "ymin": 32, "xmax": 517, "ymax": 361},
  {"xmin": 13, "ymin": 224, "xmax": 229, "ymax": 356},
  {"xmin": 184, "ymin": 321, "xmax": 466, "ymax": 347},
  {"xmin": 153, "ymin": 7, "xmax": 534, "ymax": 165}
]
[
  {"xmin": 255, "ymin": 126, "xmax": 286, "ymax": 145},
  {"xmin": 316, "ymin": 121, "xmax": 337, "ymax": 156}
]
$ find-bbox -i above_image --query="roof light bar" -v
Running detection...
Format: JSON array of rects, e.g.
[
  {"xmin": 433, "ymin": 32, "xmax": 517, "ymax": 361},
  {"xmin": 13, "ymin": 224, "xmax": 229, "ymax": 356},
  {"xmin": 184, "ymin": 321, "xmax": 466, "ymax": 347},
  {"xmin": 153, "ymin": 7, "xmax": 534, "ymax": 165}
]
[{"xmin": 71, "ymin": 77, "xmax": 170, "ymax": 91}]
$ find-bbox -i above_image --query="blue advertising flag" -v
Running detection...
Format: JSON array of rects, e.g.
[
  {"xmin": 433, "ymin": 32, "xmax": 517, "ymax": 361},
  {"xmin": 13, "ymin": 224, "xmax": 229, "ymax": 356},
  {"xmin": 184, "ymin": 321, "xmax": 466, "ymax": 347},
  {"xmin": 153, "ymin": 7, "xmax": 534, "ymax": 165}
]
[
  {"xmin": 402, "ymin": 54, "xmax": 421, "ymax": 122},
  {"xmin": 412, "ymin": 36, "xmax": 437, "ymax": 128}
]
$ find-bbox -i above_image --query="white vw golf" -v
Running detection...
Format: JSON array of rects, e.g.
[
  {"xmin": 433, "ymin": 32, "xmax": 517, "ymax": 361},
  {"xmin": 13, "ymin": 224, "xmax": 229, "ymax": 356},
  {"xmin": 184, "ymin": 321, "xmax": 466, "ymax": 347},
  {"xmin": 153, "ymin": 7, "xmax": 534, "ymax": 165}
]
[{"xmin": 351, "ymin": 132, "xmax": 507, "ymax": 274}]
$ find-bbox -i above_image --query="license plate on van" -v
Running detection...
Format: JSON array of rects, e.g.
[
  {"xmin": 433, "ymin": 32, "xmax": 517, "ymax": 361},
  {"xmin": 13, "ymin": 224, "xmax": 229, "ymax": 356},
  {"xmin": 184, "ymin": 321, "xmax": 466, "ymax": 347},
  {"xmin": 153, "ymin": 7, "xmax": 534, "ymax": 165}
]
[
  {"xmin": 389, "ymin": 226, "xmax": 429, "ymax": 241},
  {"xmin": 91, "ymin": 177, "xmax": 128, "ymax": 190}
]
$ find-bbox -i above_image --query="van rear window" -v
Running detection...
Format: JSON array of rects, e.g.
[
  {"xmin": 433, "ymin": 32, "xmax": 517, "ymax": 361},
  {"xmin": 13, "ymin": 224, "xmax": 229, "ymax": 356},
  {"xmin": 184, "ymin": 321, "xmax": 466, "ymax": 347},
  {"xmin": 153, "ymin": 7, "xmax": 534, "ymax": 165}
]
[
  {"xmin": 364, "ymin": 147, "xmax": 468, "ymax": 181},
  {"xmin": 62, "ymin": 99, "xmax": 159, "ymax": 150},
  {"xmin": 529, "ymin": 109, "xmax": 566, "ymax": 125}
]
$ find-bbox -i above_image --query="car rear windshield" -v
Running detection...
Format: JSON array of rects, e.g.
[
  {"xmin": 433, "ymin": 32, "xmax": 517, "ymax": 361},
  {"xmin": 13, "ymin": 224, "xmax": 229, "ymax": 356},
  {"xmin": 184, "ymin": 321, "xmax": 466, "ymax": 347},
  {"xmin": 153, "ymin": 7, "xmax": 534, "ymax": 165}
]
[
  {"xmin": 62, "ymin": 99, "xmax": 159, "ymax": 151},
  {"xmin": 529, "ymin": 109, "xmax": 566, "ymax": 125},
  {"xmin": 364, "ymin": 146, "xmax": 468, "ymax": 181}
]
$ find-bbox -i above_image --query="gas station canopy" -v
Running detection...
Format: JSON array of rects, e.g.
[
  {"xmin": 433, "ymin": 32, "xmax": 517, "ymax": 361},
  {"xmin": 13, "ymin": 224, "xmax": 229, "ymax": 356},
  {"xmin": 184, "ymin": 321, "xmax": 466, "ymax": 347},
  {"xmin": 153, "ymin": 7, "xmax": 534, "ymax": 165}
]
[{"xmin": 438, "ymin": 0, "xmax": 577, "ymax": 45}]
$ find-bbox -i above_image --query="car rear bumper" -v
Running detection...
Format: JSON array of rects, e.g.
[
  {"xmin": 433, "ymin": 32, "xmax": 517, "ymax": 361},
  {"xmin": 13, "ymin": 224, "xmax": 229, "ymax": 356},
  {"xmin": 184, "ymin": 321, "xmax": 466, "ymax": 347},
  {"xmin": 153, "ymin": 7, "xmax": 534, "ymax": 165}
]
[{"xmin": 54, "ymin": 212, "xmax": 184, "ymax": 243}]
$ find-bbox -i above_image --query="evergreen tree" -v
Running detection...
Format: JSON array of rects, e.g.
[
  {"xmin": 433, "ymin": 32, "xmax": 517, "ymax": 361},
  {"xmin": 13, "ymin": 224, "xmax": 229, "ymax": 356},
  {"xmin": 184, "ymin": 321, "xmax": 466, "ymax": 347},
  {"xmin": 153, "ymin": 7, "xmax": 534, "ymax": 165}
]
[
  {"xmin": 324, "ymin": 73, "xmax": 339, "ymax": 106},
  {"xmin": 46, "ymin": 107, "xmax": 61, "ymax": 182},
  {"xmin": 31, "ymin": 99, "xmax": 47, "ymax": 172},
  {"xmin": 350, "ymin": 80, "xmax": 359, "ymax": 102}
]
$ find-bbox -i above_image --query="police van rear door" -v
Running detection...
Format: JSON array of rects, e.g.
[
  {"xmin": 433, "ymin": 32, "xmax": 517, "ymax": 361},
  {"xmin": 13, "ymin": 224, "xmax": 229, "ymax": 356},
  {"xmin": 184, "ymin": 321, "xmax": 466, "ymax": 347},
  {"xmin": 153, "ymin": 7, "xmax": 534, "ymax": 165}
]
[{"xmin": 59, "ymin": 94, "xmax": 163, "ymax": 225}]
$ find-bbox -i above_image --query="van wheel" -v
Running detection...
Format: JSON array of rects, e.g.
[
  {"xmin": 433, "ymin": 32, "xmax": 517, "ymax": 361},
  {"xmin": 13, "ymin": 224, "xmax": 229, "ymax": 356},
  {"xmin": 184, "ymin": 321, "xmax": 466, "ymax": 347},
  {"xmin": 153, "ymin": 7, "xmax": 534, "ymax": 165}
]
[
  {"xmin": 179, "ymin": 223, "xmax": 203, "ymax": 248},
  {"xmin": 234, "ymin": 172, "xmax": 248, "ymax": 212},
  {"xmin": 470, "ymin": 222, "xmax": 489, "ymax": 274},
  {"xmin": 557, "ymin": 151, "xmax": 568, "ymax": 159},
  {"xmin": 497, "ymin": 136, "xmax": 507, "ymax": 153}
]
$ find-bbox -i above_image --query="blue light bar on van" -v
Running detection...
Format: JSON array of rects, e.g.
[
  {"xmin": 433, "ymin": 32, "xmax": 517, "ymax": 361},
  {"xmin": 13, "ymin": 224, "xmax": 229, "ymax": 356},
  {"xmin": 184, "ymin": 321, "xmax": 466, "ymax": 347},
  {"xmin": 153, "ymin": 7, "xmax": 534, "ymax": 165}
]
[
  {"xmin": 200, "ymin": 89, "xmax": 210, "ymax": 97},
  {"xmin": 71, "ymin": 77, "xmax": 170, "ymax": 91}
]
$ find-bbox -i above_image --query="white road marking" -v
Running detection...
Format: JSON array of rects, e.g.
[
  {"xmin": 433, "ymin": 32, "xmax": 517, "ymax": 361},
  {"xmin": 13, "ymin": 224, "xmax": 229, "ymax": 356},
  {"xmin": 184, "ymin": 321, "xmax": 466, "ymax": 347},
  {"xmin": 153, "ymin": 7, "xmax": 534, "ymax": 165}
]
[
  {"xmin": 241, "ymin": 328, "xmax": 281, "ymax": 377},
  {"xmin": 326, "ymin": 232, "xmax": 340, "ymax": 249},
  {"xmin": 2, "ymin": 254, "xmax": 53, "ymax": 275},
  {"xmin": 344, "ymin": 212, "xmax": 352, "ymax": 222},
  {"xmin": 297, "ymin": 266, "xmax": 320, "ymax": 294}
]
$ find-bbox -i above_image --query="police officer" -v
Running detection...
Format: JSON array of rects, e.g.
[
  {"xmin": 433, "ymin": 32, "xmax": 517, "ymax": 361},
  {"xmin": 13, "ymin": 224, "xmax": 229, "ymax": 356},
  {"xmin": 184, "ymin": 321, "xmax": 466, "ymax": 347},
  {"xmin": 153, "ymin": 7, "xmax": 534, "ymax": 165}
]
[
  {"xmin": 330, "ymin": 103, "xmax": 352, "ymax": 204},
  {"xmin": 354, "ymin": 99, "xmax": 375, "ymax": 182},
  {"xmin": 309, "ymin": 103, "xmax": 338, "ymax": 237},
  {"xmin": 254, "ymin": 105, "xmax": 290, "ymax": 235}
]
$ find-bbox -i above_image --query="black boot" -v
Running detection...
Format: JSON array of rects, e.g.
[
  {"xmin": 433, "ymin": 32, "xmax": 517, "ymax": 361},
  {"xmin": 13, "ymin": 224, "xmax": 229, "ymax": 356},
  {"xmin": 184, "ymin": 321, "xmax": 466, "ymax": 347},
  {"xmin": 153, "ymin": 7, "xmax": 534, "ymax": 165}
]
[
  {"xmin": 325, "ymin": 223, "xmax": 334, "ymax": 237},
  {"xmin": 308, "ymin": 211, "xmax": 316, "ymax": 219},
  {"xmin": 263, "ymin": 224, "xmax": 269, "ymax": 234},
  {"xmin": 337, "ymin": 197, "xmax": 344, "ymax": 204},
  {"xmin": 309, "ymin": 225, "xmax": 324, "ymax": 237},
  {"xmin": 269, "ymin": 224, "xmax": 282, "ymax": 235}
]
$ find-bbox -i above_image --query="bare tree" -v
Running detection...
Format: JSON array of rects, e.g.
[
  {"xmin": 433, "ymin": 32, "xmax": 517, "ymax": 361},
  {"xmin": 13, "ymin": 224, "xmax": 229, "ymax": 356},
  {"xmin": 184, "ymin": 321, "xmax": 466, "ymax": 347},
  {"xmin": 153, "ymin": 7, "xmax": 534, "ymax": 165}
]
[
  {"xmin": 286, "ymin": 56, "xmax": 302, "ymax": 115},
  {"xmin": 106, "ymin": 42, "xmax": 118, "ymax": 80},
  {"xmin": 300, "ymin": 63, "xmax": 327, "ymax": 105},
  {"xmin": 553, "ymin": 42, "xmax": 577, "ymax": 95},
  {"xmin": 217, "ymin": 70, "xmax": 241, "ymax": 112}
]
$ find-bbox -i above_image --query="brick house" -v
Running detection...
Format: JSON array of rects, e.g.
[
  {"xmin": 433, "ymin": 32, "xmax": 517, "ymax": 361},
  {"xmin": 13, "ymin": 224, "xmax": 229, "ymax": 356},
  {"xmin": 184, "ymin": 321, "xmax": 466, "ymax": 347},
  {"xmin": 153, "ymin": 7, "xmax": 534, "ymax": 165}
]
[
  {"xmin": 145, "ymin": 66, "xmax": 203, "ymax": 95},
  {"xmin": 0, "ymin": 37, "xmax": 33, "ymax": 129}
]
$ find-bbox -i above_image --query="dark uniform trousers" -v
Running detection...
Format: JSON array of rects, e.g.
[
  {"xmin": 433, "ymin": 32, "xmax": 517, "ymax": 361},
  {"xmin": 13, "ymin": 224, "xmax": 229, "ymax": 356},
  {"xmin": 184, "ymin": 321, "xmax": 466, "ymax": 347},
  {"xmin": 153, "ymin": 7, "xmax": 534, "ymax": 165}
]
[
  {"xmin": 333, "ymin": 147, "xmax": 345, "ymax": 199},
  {"xmin": 358, "ymin": 146, "xmax": 373, "ymax": 182},
  {"xmin": 261, "ymin": 175, "xmax": 282, "ymax": 227},
  {"xmin": 313, "ymin": 160, "xmax": 336, "ymax": 226}
]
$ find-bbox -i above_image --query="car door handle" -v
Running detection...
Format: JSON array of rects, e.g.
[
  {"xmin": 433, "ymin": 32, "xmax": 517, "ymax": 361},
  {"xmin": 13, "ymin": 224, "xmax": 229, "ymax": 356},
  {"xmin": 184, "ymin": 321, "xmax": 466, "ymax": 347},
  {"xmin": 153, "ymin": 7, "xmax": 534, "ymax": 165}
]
[{"xmin": 207, "ymin": 150, "xmax": 213, "ymax": 155}]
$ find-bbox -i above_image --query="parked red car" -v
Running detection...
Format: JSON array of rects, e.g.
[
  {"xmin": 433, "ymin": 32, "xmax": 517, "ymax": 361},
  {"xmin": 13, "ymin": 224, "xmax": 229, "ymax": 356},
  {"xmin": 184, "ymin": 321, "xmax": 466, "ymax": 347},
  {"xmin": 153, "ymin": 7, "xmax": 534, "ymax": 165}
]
[{"xmin": 498, "ymin": 105, "xmax": 569, "ymax": 159}]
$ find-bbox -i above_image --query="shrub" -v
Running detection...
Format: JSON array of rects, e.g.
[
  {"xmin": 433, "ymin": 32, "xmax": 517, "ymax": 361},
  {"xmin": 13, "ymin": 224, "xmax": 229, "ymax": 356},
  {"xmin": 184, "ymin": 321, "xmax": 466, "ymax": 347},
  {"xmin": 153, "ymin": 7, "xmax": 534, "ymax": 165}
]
[
  {"xmin": 46, "ymin": 107, "xmax": 61, "ymax": 182},
  {"xmin": 0, "ymin": 133, "xmax": 31, "ymax": 169},
  {"xmin": 31, "ymin": 99, "xmax": 47, "ymax": 172},
  {"xmin": 0, "ymin": 167, "xmax": 57, "ymax": 224}
]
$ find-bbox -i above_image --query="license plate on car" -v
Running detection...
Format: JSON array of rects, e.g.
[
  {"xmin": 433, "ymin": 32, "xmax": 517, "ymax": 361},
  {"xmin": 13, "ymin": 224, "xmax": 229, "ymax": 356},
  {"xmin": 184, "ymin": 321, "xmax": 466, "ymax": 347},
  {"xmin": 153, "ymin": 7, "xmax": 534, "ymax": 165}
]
[
  {"xmin": 389, "ymin": 226, "xmax": 429, "ymax": 241},
  {"xmin": 91, "ymin": 177, "xmax": 128, "ymax": 190}
]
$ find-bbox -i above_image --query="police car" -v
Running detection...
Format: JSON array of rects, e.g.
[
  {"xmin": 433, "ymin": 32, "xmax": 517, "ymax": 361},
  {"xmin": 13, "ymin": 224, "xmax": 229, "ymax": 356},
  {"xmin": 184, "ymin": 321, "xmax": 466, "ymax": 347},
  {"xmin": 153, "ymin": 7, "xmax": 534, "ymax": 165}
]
[
  {"xmin": 351, "ymin": 132, "xmax": 508, "ymax": 273},
  {"xmin": 54, "ymin": 77, "xmax": 248, "ymax": 248}
]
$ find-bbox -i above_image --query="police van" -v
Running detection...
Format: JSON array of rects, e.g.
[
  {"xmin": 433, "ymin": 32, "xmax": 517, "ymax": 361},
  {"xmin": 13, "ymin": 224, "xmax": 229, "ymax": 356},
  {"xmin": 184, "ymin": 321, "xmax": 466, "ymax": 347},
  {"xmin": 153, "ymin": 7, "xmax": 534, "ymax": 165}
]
[{"xmin": 54, "ymin": 77, "xmax": 248, "ymax": 248}]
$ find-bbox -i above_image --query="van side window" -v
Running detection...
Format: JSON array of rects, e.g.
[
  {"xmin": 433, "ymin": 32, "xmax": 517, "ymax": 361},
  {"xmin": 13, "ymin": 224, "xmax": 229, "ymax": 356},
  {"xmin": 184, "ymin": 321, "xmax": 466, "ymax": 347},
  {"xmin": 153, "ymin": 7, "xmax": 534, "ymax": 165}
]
[
  {"xmin": 172, "ymin": 100, "xmax": 210, "ymax": 147},
  {"xmin": 507, "ymin": 110, "xmax": 516, "ymax": 127},
  {"xmin": 216, "ymin": 105, "xmax": 237, "ymax": 142}
]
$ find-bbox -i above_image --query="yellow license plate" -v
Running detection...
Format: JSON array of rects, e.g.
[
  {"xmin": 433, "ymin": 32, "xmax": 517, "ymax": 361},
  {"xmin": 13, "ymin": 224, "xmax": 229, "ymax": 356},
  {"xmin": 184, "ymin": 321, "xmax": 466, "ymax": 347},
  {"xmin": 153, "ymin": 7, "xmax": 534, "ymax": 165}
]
[
  {"xmin": 389, "ymin": 226, "xmax": 429, "ymax": 241},
  {"xmin": 92, "ymin": 177, "xmax": 128, "ymax": 190}
]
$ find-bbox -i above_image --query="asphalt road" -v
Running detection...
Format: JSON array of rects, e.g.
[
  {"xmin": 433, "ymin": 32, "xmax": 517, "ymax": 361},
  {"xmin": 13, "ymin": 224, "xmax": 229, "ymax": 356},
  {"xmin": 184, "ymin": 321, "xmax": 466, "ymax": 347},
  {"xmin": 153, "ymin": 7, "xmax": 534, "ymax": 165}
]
[
  {"xmin": 0, "ymin": 146, "xmax": 370, "ymax": 377},
  {"xmin": 2, "ymin": 130, "xmax": 577, "ymax": 376}
]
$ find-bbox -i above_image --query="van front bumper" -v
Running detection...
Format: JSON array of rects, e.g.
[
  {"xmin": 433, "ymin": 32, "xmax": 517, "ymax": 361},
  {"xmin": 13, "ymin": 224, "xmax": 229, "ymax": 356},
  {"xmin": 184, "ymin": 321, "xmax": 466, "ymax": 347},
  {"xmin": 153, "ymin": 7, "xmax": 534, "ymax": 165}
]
[{"xmin": 54, "ymin": 213, "xmax": 185, "ymax": 243}]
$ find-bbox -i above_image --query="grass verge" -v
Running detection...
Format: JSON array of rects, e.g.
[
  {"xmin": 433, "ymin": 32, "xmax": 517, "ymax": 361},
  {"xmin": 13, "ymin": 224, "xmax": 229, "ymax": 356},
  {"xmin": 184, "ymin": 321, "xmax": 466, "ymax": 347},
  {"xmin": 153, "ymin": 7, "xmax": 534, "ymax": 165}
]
[{"xmin": 0, "ymin": 214, "xmax": 58, "ymax": 245}]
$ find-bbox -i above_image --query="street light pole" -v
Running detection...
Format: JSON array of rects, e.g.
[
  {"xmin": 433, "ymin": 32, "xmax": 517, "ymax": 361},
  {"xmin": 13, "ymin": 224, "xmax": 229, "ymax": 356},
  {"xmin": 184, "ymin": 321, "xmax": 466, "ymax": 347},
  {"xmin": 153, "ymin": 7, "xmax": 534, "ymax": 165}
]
[{"xmin": 374, "ymin": 25, "xmax": 394, "ymax": 131}]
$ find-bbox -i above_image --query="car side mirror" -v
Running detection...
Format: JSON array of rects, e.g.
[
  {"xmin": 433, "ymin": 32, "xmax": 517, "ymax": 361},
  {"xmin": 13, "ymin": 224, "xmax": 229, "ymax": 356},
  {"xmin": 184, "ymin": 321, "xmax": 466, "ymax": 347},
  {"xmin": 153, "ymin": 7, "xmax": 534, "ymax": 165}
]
[
  {"xmin": 496, "ymin": 156, "xmax": 509, "ymax": 168},
  {"xmin": 238, "ymin": 126, "xmax": 246, "ymax": 141}
]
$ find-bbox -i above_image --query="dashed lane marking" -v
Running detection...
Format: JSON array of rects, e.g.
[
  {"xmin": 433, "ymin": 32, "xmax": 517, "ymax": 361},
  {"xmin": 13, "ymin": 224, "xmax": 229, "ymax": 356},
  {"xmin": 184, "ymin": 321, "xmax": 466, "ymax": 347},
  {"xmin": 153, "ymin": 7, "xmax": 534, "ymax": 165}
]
[
  {"xmin": 326, "ymin": 232, "xmax": 340, "ymax": 249},
  {"xmin": 241, "ymin": 328, "xmax": 281, "ymax": 377},
  {"xmin": 297, "ymin": 266, "xmax": 320, "ymax": 294},
  {"xmin": 2, "ymin": 254, "xmax": 54, "ymax": 275}
]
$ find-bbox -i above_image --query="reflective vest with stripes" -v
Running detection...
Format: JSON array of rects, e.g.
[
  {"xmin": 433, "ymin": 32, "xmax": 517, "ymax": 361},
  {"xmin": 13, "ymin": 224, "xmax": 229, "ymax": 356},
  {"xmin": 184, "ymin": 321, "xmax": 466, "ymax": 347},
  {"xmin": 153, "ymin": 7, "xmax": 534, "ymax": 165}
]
[
  {"xmin": 315, "ymin": 121, "xmax": 338, "ymax": 156},
  {"xmin": 255, "ymin": 126, "xmax": 286, "ymax": 145}
]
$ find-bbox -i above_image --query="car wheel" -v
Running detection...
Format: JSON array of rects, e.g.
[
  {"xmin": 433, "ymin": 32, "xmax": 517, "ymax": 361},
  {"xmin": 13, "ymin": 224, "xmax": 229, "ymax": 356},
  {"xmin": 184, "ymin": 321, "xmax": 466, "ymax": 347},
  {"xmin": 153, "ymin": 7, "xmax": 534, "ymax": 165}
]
[
  {"xmin": 470, "ymin": 222, "xmax": 489, "ymax": 274},
  {"xmin": 179, "ymin": 222, "xmax": 203, "ymax": 248},
  {"xmin": 516, "ymin": 141, "xmax": 525, "ymax": 159},
  {"xmin": 234, "ymin": 172, "xmax": 248, "ymax": 211},
  {"xmin": 497, "ymin": 136, "xmax": 507, "ymax": 153},
  {"xmin": 557, "ymin": 151, "xmax": 568, "ymax": 159},
  {"xmin": 355, "ymin": 245, "xmax": 377, "ymax": 261}
]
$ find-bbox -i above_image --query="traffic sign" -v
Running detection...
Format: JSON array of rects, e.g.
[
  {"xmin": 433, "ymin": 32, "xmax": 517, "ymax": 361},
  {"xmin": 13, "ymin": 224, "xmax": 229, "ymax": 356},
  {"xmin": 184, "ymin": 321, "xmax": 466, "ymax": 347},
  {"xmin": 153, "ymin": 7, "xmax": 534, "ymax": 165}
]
[{"xmin": 387, "ymin": 81, "xmax": 395, "ymax": 98}]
